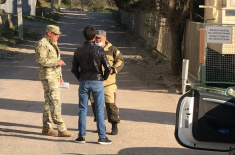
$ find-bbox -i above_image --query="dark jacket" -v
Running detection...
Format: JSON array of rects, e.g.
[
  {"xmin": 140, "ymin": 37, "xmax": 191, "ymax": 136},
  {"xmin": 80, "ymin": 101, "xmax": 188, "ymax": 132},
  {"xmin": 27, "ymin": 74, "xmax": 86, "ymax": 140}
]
[{"xmin": 71, "ymin": 41, "xmax": 111, "ymax": 81}]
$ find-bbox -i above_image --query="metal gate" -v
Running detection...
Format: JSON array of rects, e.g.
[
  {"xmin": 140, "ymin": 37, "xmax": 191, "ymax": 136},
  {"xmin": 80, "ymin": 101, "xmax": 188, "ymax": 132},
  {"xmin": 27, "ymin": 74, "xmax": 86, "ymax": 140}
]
[
  {"xmin": 183, "ymin": 22, "xmax": 235, "ymax": 94},
  {"xmin": 202, "ymin": 23, "xmax": 235, "ymax": 87}
]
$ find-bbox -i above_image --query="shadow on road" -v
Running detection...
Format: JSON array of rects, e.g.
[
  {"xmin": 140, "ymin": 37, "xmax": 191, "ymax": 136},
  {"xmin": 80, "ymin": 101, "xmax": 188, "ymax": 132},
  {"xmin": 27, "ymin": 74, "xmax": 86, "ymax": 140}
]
[
  {"xmin": 0, "ymin": 121, "xmax": 94, "ymax": 138},
  {"xmin": 117, "ymin": 147, "xmax": 220, "ymax": 155},
  {"xmin": 0, "ymin": 52, "xmax": 177, "ymax": 94},
  {"xmin": 0, "ymin": 98, "xmax": 175, "ymax": 125},
  {"xmin": 0, "ymin": 132, "xmax": 75, "ymax": 143},
  {"xmin": 0, "ymin": 122, "xmax": 41, "ymax": 129},
  {"xmin": 0, "ymin": 10, "xmax": 180, "ymax": 94},
  {"xmin": 0, "ymin": 122, "xmax": 75, "ymax": 142}
]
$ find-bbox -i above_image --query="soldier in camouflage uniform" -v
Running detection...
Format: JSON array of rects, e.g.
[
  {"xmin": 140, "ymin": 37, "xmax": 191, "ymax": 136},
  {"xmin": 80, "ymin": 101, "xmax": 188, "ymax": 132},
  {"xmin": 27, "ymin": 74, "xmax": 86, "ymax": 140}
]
[
  {"xmin": 35, "ymin": 25, "xmax": 72, "ymax": 137},
  {"xmin": 91, "ymin": 30, "xmax": 124, "ymax": 135}
]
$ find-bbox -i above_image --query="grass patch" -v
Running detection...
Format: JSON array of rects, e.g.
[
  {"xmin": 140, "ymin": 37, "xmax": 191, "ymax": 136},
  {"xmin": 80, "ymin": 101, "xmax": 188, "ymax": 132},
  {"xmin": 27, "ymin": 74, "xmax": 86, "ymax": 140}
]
[
  {"xmin": 0, "ymin": 11, "xmax": 61, "ymax": 49},
  {"xmin": 99, "ymin": 7, "xmax": 118, "ymax": 14},
  {"xmin": 0, "ymin": 27, "xmax": 23, "ymax": 46},
  {"xmin": 23, "ymin": 28, "xmax": 41, "ymax": 40},
  {"xmin": 24, "ymin": 11, "xmax": 61, "ymax": 23},
  {"xmin": 0, "ymin": 43, "xmax": 8, "ymax": 49},
  {"xmin": 37, "ymin": 0, "xmax": 51, "ymax": 8},
  {"xmin": 0, "ymin": 26, "xmax": 41, "ymax": 48},
  {"xmin": 88, "ymin": 7, "xmax": 118, "ymax": 14}
]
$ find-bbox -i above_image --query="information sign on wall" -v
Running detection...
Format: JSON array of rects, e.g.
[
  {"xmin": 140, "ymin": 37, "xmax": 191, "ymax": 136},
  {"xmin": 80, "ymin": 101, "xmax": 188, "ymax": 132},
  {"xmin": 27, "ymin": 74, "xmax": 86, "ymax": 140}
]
[{"xmin": 206, "ymin": 26, "xmax": 233, "ymax": 44}]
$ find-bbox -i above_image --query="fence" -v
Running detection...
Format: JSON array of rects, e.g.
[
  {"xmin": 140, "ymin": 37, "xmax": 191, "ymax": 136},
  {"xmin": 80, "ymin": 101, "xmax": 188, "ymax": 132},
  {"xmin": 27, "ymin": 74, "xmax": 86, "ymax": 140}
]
[
  {"xmin": 202, "ymin": 23, "xmax": 235, "ymax": 86},
  {"xmin": 183, "ymin": 21, "xmax": 202, "ymax": 84},
  {"xmin": 120, "ymin": 10, "xmax": 172, "ymax": 59},
  {"xmin": 184, "ymin": 22, "xmax": 235, "ymax": 93},
  {"xmin": 119, "ymin": 10, "xmax": 235, "ymax": 93}
]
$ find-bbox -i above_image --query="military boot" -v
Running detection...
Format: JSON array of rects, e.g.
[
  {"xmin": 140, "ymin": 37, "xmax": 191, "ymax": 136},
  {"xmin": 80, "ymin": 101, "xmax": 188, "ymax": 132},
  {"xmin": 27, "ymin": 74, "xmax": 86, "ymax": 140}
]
[
  {"xmin": 111, "ymin": 122, "xmax": 118, "ymax": 135},
  {"xmin": 42, "ymin": 127, "xmax": 58, "ymax": 136},
  {"xmin": 58, "ymin": 130, "xmax": 73, "ymax": 137}
]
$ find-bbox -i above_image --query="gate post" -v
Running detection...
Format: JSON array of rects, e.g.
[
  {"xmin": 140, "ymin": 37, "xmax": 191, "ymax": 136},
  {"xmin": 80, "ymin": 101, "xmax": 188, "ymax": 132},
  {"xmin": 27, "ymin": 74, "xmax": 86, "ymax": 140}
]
[{"xmin": 182, "ymin": 59, "xmax": 190, "ymax": 94}]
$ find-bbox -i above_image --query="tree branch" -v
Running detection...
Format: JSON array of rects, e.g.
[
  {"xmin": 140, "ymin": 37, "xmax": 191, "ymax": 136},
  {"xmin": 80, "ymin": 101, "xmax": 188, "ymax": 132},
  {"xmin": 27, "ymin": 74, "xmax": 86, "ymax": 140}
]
[
  {"xmin": 180, "ymin": 0, "xmax": 190, "ymax": 23},
  {"xmin": 167, "ymin": 0, "xmax": 176, "ymax": 26}
]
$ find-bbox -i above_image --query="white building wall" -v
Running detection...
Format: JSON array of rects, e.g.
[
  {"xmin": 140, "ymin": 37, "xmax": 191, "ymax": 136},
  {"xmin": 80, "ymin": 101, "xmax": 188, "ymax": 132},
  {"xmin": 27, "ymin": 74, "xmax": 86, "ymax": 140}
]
[
  {"xmin": 0, "ymin": 0, "xmax": 13, "ymax": 13},
  {"xmin": 0, "ymin": 0, "xmax": 36, "ymax": 16},
  {"xmin": 203, "ymin": 0, "xmax": 235, "ymax": 54}
]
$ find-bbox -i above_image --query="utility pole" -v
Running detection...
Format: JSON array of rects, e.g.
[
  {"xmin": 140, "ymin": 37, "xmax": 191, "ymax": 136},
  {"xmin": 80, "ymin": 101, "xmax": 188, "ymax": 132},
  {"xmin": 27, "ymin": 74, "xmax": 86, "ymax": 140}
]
[
  {"xmin": 58, "ymin": 0, "xmax": 61, "ymax": 11},
  {"xmin": 51, "ymin": 0, "xmax": 54, "ymax": 13},
  {"xmin": 17, "ymin": 0, "xmax": 23, "ymax": 39},
  {"xmin": 81, "ymin": 0, "xmax": 84, "ymax": 11}
]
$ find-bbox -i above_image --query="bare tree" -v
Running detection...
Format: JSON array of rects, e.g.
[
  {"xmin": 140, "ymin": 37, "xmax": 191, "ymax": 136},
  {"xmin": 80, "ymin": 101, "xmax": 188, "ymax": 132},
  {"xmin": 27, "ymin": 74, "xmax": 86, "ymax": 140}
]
[
  {"xmin": 167, "ymin": 0, "xmax": 190, "ymax": 76},
  {"xmin": 156, "ymin": 0, "xmax": 190, "ymax": 76},
  {"xmin": 17, "ymin": 0, "xmax": 23, "ymax": 39},
  {"xmin": 114, "ymin": 0, "xmax": 191, "ymax": 76}
]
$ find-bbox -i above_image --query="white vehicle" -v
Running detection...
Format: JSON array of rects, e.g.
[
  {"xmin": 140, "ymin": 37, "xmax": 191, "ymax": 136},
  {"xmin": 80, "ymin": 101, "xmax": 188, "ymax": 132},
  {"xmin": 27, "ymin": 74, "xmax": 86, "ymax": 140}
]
[{"xmin": 175, "ymin": 86, "xmax": 235, "ymax": 154}]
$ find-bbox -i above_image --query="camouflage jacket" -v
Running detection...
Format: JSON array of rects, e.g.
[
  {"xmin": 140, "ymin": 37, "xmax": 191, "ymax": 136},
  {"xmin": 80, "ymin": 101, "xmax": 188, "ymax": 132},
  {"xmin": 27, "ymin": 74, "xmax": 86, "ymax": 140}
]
[
  {"xmin": 103, "ymin": 40, "xmax": 124, "ymax": 88},
  {"xmin": 35, "ymin": 35, "xmax": 62, "ymax": 80}
]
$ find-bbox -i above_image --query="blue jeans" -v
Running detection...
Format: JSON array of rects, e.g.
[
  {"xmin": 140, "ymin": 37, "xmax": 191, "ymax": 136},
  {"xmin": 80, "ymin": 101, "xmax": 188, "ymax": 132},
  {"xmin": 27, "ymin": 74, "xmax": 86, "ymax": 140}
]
[{"xmin": 78, "ymin": 80, "xmax": 106, "ymax": 138}]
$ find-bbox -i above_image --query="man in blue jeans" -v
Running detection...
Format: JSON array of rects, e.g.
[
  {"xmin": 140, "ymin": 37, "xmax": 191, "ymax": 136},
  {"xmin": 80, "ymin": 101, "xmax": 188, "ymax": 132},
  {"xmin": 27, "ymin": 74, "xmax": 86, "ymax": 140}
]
[{"xmin": 71, "ymin": 26, "xmax": 112, "ymax": 144}]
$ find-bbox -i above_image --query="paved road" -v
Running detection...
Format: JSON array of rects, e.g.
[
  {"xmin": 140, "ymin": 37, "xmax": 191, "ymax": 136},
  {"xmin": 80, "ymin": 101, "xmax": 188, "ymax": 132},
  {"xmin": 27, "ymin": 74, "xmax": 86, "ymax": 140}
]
[{"xmin": 0, "ymin": 11, "xmax": 226, "ymax": 155}]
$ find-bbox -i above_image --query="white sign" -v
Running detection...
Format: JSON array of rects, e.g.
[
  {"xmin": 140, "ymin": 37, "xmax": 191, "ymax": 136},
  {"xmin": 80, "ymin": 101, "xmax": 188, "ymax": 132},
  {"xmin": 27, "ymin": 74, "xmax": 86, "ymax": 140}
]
[{"xmin": 206, "ymin": 26, "xmax": 233, "ymax": 44}]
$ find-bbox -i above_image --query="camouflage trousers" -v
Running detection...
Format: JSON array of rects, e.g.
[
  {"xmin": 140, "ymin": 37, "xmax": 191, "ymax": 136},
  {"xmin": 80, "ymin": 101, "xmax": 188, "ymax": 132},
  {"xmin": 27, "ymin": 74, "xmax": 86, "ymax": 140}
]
[
  {"xmin": 91, "ymin": 89, "xmax": 120, "ymax": 123},
  {"xmin": 41, "ymin": 78, "xmax": 67, "ymax": 131}
]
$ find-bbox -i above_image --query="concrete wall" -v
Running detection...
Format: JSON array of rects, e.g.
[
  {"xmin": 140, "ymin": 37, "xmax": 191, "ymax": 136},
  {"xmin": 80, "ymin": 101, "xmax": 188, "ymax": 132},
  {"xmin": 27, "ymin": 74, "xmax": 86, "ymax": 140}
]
[{"xmin": 0, "ymin": 0, "xmax": 36, "ymax": 16}]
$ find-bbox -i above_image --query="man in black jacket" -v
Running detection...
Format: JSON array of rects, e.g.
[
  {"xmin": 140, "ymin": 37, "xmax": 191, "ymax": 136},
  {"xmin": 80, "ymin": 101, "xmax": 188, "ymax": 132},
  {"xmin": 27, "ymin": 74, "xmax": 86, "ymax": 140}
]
[{"xmin": 71, "ymin": 26, "xmax": 112, "ymax": 144}]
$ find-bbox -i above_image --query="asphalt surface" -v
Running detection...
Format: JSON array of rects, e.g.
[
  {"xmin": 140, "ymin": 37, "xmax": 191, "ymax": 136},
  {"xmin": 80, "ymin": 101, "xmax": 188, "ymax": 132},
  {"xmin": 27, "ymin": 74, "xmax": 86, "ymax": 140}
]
[{"xmin": 0, "ymin": 10, "xmax": 226, "ymax": 155}]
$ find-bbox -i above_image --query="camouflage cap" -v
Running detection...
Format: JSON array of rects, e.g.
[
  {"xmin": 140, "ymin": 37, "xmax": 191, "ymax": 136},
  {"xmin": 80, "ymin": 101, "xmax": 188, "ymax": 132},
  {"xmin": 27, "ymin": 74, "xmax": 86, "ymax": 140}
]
[
  {"xmin": 46, "ymin": 25, "xmax": 61, "ymax": 35},
  {"xmin": 96, "ymin": 30, "xmax": 106, "ymax": 37}
]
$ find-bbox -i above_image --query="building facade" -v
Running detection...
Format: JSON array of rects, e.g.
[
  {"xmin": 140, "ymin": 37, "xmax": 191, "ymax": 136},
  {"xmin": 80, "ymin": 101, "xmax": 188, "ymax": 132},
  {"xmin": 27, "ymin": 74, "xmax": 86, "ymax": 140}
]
[{"xmin": 0, "ymin": 0, "xmax": 36, "ymax": 16}]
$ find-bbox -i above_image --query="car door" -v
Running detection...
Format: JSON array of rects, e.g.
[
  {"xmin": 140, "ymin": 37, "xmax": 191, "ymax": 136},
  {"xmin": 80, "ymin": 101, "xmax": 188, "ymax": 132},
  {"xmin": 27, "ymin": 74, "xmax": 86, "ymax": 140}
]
[{"xmin": 175, "ymin": 88, "xmax": 235, "ymax": 152}]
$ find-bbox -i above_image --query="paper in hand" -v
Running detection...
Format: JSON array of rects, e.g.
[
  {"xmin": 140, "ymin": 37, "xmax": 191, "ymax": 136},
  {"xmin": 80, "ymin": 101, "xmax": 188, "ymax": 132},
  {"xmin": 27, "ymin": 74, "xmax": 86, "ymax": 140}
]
[{"xmin": 60, "ymin": 82, "xmax": 69, "ymax": 89}]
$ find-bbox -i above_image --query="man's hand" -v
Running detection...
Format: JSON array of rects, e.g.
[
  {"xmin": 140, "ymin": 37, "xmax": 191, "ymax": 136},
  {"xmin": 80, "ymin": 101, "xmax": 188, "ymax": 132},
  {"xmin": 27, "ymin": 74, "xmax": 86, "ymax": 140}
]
[
  {"xmin": 57, "ymin": 60, "xmax": 66, "ymax": 66},
  {"xmin": 110, "ymin": 69, "xmax": 113, "ymax": 74},
  {"xmin": 110, "ymin": 67, "xmax": 115, "ymax": 74},
  {"xmin": 60, "ymin": 78, "xmax": 64, "ymax": 85}
]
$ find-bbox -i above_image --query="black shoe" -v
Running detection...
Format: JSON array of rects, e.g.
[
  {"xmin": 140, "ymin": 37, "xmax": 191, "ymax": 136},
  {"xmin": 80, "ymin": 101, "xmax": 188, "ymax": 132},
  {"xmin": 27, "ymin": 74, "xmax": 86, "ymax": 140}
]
[
  {"xmin": 75, "ymin": 137, "xmax": 85, "ymax": 144},
  {"xmin": 98, "ymin": 137, "xmax": 112, "ymax": 144},
  {"xmin": 111, "ymin": 123, "xmax": 118, "ymax": 135}
]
